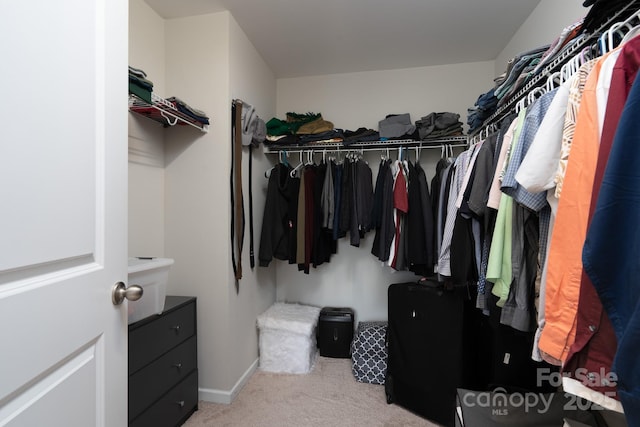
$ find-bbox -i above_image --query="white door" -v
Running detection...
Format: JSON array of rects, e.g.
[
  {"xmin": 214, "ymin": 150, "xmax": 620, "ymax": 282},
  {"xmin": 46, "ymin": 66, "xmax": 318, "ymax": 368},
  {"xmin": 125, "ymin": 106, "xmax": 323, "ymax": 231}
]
[{"xmin": 0, "ymin": 1, "xmax": 128, "ymax": 426}]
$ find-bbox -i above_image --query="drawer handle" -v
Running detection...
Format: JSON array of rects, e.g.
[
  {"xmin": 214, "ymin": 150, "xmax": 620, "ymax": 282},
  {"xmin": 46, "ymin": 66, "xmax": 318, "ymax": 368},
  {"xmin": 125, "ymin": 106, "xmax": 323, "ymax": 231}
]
[
  {"xmin": 176, "ymin": 400, "xmax": 185, "ymax": 408},
  {"xmin": 171, "ymin": 325, "xmax": 181, "ymax": 334},
  {"xmin": 173, "ymin": 363, "xmax": 183, "ymax": 370}
]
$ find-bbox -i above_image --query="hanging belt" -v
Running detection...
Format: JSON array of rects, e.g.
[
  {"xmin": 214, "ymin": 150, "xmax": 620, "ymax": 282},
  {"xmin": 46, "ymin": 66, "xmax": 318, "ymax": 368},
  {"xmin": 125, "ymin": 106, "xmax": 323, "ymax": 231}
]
[
  {"xmin": 230, "ymin": 100, "xmax": 245, "ymax": 285},
  {"xmin": 249, "ymin": 143, "xmax": 255, "ymax": 269}
]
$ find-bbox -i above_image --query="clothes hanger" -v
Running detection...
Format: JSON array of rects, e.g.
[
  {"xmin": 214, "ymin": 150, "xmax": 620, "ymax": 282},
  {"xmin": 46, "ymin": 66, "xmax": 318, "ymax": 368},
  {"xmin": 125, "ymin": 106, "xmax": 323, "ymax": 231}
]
[
  {"xmin": 305, "ymin": 150, "xmax": 315, "ymax": 166},
  {"xmin": 621, "ymin": 12, "xmax": 640, "ymax": 44},
  {"xmin": 265, "ymin": 155, "xmax": 277, "ymax": 178},
  {"xmin": 527, "ymin": 88, "xmax": 539, "ymax": 105},
  {"xmin": 546, "ymin": 71, "xmax": 561, "ymax": 92},
  {"xmin": 579, "ymin": 46, "xmax": 592, "ymax": 66},
  {"xmin": 598, "ymin": 31, "xmax": 609, "ymax": 55},
  {"xmin": 267, "ymin": 150, "xmax": 288, "ymax": 178},
  {"xmin": 607, "ymin": 22, "xmax": 624, "ymax": 52},
  {"xmin": 289, "ymin": 151, "xmax": 304, "ymax": 177},
  {"xmin": 560, "ymin": 59, "xmax": 577, "ymax": 84},
  {"xmin": 446, "ymin": 144, "xmax": 455, "ymax": 161}
]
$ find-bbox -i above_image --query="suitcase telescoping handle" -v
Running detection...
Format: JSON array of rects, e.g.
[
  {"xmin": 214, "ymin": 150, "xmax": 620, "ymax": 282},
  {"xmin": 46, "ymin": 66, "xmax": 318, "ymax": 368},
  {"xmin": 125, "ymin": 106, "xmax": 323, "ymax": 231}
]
[
  {"xmin": 415, "ymin": 277, "xmax": 473, "ymax": 299},
  {"xmin": 417, "ymin": 277, "xmax": 444, "ymax": 288}
]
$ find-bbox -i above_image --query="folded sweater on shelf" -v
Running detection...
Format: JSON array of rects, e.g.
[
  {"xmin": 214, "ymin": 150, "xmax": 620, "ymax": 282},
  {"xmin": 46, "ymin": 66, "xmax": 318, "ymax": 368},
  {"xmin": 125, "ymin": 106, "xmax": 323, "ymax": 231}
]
[{"xmin": 166, "ymin": 96, "xmax": 209, "ymax": 125}]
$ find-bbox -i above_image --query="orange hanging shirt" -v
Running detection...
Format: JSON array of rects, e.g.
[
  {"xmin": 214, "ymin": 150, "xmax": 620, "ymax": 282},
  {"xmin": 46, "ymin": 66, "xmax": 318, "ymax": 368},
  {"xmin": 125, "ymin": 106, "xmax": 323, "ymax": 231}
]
[{"xmin": 538, "ymin": 56, "xmax": 606, "ymax": 363}]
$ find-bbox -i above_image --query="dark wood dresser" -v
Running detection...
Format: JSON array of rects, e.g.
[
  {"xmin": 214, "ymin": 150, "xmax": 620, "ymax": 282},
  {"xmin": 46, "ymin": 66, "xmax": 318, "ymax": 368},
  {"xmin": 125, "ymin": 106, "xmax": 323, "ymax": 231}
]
[{"xmin": 128, "ymin": 296, "xmax": 198, "ymax": 427}]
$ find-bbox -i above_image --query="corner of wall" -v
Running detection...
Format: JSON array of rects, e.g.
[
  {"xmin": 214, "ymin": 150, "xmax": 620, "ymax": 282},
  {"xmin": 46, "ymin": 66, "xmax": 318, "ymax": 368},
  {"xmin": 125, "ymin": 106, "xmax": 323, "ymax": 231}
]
[
  {"xmin": 128, "ymin": 0, "xmax": 168, "ymax": 258},
  {"xmin": 162, "ymin": 10, "xmax": 235, "ymax": 391},
  {"xmin": 198, "ymin": 358, "xmax": 259, "ymax": 404}
]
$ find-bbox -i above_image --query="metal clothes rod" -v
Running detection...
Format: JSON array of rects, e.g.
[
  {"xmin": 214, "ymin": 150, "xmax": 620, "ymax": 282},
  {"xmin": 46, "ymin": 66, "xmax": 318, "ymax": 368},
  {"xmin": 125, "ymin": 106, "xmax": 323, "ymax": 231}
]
[
  {"xmin": 263, "ymin": 136, "xmax": 469, "ymax": 154},
  {"xmin": 269, "ymin": 143, "xmax": 468, "ymax": 158}
]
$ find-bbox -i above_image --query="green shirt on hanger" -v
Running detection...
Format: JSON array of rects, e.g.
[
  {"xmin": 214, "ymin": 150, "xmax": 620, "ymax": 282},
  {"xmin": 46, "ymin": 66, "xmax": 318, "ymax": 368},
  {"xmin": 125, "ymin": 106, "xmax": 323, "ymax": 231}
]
[{"xmin": 486, "ymin": 107, "xmax": 526, "ymax": 307}]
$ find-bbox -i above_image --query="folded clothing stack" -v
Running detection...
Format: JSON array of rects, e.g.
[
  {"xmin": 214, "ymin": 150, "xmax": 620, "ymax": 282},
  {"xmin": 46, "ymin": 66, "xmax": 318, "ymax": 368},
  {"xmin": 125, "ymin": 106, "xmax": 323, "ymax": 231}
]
[
  {"xmin": 494, "ymin": 44, "xmax": 549, "ymax": 107},
  {"xmin": 266, "ymin": 112, "xmax": 341, "ymax": 145},
  {"xmin": 581, "ymin": 0, "xmax": 629, "ymax": 34},
  {"xmin": 342, "ymin": 127, "xmax": 380, "ymax": 145},
  {"xmin": 415, "ymin": 112, "xmax": 464, "ymax": 140},
  {"xmin": 378, "ymin": 113, "xmax": 417, "ymax": 139},
  {"xmin": 165, "ymin": 96, "xmax": 210, "ymax": 125},
  {"xmin": 266, "ymin": 112, "xmax": 330, "ymax": 136},
  {"xmin": 128, "ymin": 65, "xmax": 153, "ymax": 103},
  {"xmin": 467, "ymin": 89, "xmax": 498, "ymax": 134}
]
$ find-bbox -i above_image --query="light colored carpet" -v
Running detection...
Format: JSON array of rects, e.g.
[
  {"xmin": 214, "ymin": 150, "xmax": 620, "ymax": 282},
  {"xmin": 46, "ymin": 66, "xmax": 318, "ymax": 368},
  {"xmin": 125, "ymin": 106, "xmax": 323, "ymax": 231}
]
[{"xmin": 183, "ymin": 356, "xmax": 438, "ymax": 427}]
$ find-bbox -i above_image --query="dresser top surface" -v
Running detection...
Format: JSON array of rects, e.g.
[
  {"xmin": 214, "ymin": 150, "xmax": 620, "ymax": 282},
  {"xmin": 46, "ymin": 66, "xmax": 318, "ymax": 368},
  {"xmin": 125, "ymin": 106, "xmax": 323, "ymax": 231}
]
[{"xmin": 129, "ymin": 295, "xmax": 196, "ymax": 330}]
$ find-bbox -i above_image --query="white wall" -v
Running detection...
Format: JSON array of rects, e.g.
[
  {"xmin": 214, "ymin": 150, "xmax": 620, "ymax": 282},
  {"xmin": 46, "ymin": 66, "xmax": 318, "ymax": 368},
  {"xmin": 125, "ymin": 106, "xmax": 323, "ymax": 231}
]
[
  {"xmin": 162, "ymin": 11, "xmax": 234, "ymax": 397},
  {"xmin": 128, "ymin": 0, "xmax": 166, "ymax": 257},
  {"xmin": 160, "ymin": 10, "xmax": 277, "ymax": 402},
  {"xmin": 494, "ymin": 0, "xmax": 587, "ymax": 77},
  {"xmin": 226, "ymin": 12, "xmax": 278, "ymax": 399},
  {"xmin": 277, "ymin": 62, "xmax": 495, "ymax": 132},
  {"xmin": 130, "ymin": 1, "xmax": 277, "ymax": 402},
  {"xmin": 273, "ymin": 62, "xmax": 494, "ymax": 322}
]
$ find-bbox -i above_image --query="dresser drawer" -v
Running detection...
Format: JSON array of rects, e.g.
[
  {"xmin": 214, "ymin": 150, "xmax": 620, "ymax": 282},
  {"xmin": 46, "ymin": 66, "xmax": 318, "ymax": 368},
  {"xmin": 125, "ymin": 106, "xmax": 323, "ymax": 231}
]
[
  {"xmin": 129, "ymin": 300, "xmax": 196, "ymax": 373},
  {"xmin": 130, "ymin": 370, "xmax": 199, "ymax": 427},
  {"xmin": 129, "ymin": 335, "xmax": 197, "ymax": 421}
]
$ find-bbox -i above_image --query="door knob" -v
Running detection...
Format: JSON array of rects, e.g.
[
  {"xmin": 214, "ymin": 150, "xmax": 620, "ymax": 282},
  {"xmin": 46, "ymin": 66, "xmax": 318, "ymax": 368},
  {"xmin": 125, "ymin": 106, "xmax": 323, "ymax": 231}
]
[{"xmin": 112, "ymin": 281, "xmax": 143, "ymax": 305}]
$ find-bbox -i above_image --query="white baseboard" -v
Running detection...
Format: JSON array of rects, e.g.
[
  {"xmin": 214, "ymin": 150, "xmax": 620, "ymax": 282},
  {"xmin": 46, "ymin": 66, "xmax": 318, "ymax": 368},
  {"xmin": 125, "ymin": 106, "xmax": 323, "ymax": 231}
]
[{"xmin": 198, "ymin": 358, "xmax": 259, "ymax": 404}]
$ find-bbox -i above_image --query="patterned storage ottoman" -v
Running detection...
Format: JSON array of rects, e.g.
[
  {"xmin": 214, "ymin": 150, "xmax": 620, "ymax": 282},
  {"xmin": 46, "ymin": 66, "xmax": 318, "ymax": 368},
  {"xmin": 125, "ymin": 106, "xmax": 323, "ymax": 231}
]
[{"xmin": 351, "ymin": 321, "xmax": 388, "ymax": 384}]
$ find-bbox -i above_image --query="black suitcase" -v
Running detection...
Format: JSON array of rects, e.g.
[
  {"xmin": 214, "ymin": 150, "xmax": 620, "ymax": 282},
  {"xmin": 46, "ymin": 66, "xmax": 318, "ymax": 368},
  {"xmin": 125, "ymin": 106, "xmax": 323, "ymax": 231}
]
[{"xmin": 385, "ymin": 281, "xmax": 488, "ymax": 427}]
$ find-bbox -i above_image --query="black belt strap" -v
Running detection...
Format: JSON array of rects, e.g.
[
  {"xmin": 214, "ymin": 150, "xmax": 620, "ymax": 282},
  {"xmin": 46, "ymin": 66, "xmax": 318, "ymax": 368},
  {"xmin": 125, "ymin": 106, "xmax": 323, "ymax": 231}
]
[
  {"xmin": 230, "ymin": 100, "xmax": 245, "ymax": 288},
  {"xmin": 249, "ymin": 143, "xmax": 255, "ymax": 268}
]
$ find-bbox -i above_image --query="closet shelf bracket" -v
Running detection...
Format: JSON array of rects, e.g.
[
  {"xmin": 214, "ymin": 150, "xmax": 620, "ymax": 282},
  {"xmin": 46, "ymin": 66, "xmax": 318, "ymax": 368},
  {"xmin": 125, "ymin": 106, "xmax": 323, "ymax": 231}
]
[{"xmin": 129, "ymin": 93, "xmax": 209, "ymax": 132}]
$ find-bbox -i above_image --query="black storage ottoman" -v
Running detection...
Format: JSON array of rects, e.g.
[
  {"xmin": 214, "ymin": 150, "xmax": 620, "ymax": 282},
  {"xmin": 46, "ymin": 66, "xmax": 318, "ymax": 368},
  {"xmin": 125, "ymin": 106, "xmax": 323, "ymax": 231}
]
[
  {"xmin": 351, "ymin": 321, "xmax": 388, "ymax": 384},
  {"xmin": 317, "ymin": 307, "xmax": 354, "ymax": 358}
]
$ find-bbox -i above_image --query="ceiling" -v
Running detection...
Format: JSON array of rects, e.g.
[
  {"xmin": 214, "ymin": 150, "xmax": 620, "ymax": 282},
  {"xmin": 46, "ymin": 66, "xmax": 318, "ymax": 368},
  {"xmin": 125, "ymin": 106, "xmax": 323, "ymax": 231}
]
[{"xmin": 144, "ymin": 0, "xmax": 542, "ymax": 78}]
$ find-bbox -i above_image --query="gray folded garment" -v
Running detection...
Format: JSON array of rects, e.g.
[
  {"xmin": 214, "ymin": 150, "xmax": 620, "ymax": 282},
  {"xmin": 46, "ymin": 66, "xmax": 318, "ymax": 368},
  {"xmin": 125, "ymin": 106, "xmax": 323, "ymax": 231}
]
[
  {"xmin": 165, "ymin": 96, "xmax": 207, "ymax": 118},
  {"xmin": 416, "ymin": 112, "xmax": 461, "ymax": 139},
  {"xmin": 378, "ymin": 113, "xmax": 415, "ymax": 138},
  {"xmin": 435, "ymin": 112, "xmax": 460, "ymax": 129}
]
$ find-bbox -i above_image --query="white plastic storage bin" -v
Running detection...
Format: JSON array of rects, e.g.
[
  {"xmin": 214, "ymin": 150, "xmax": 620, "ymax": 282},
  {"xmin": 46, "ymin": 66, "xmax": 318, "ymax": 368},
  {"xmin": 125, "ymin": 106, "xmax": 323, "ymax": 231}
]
[
  {"xmin": 257, "ymin": 302, "xmax": 321, "ymax": 374},
  {"xmin": 127, "ymin": 257, "xmax": 174, "ymax": 324}
]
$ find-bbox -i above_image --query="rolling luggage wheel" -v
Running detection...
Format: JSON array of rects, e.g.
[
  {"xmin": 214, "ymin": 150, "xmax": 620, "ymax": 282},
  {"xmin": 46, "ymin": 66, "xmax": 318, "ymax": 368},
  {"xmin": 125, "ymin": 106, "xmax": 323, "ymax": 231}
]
[{"xmin": 384, "ymin": 374, "xmax": 394, "ymax": 404}]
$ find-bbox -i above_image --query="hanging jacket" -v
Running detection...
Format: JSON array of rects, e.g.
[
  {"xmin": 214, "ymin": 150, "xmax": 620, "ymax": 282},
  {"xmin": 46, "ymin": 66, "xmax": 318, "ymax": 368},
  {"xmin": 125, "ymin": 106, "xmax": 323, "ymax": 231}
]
[{"xmin": 258, "ymin": 163, "xmax": 294, "ymax": 267}]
